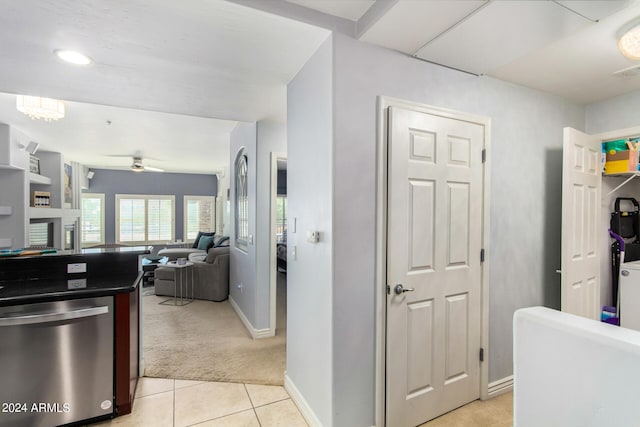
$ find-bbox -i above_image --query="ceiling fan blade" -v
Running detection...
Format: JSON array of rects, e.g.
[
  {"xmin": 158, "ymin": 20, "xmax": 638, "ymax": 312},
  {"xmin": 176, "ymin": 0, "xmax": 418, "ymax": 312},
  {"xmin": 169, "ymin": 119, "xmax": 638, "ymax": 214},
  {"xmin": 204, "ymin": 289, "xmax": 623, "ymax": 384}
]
[{"xmin": 144, "ymin": 165, "xmax": 165, "ymax": 172}]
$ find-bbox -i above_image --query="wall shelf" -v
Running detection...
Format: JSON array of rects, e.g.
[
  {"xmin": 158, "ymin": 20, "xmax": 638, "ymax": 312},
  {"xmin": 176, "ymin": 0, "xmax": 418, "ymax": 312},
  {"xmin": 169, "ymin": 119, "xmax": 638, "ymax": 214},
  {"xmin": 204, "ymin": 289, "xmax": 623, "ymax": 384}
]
[
  {"xmin": 29, "ymin": 173, "xmax": 51, "ymax": 185},
  {"xmin": 29, "ymin": 207, "xmax": 80, "ymax": 220}
]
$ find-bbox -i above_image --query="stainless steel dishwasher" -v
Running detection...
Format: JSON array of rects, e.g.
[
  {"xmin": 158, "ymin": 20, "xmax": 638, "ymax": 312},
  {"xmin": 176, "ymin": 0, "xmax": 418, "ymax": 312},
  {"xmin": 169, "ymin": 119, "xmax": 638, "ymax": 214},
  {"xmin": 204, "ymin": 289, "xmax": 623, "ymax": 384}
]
[{"xmin": 0, "ymin": 295, "xmax": 114, "ymax": 427}]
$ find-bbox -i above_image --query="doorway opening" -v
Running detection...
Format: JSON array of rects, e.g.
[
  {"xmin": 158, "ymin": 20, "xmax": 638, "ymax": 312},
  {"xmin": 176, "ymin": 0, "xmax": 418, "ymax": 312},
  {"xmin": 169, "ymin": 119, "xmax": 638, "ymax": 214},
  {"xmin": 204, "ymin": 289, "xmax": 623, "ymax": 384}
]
[{"xmin": 270, "ymin": 154, "xmax": 287, "ymax": 335}]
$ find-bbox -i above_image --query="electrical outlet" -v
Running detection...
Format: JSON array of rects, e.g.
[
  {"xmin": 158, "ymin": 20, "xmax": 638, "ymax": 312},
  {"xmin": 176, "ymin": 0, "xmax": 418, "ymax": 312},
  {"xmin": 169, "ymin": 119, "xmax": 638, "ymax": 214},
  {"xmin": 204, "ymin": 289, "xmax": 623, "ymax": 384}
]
[{"xmin": 67, "ymin": 263, "xmax": 87, "ymax": 274}]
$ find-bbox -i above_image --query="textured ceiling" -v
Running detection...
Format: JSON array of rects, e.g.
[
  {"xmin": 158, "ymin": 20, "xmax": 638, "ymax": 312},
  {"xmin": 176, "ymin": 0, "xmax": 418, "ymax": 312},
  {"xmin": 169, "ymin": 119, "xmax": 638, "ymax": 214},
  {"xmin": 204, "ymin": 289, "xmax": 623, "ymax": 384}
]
[{"xmin": 3, "ymin": 0, "xmax": 640, "ymax": 175}]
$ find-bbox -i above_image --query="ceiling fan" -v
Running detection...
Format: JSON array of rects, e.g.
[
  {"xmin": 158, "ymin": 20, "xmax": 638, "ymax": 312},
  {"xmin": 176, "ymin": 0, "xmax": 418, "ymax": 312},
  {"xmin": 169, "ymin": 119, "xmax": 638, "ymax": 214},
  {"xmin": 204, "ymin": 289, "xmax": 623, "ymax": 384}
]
[{"xmin": 130, "ymin": 156, "xmax": 164, "ymax": 173}]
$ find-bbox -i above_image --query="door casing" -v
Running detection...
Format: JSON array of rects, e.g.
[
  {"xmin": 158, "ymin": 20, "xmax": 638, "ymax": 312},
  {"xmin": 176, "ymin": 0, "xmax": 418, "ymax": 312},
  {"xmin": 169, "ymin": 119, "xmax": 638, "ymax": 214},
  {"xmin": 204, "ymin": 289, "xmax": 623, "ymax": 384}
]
[{"xmin": 374, "ymin": 96, "xmax": 491, "ymax": 426}]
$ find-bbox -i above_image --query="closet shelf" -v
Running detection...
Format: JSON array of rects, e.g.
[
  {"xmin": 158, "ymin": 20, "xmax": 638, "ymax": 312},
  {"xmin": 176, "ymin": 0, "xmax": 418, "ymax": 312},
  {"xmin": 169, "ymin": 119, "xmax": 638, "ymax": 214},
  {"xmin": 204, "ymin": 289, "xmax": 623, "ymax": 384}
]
[{"xmin": 605, "ymin": 171, "xmax": 640, "ymax": 195}]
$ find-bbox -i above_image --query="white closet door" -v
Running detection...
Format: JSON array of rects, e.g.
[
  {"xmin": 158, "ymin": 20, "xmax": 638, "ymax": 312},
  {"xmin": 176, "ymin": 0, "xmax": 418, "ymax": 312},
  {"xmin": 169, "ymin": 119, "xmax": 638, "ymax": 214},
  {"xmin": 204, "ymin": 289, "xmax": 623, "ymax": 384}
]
[{"xmin": 561, "ymin": 127, "xmax": 601, "ymax": 320}]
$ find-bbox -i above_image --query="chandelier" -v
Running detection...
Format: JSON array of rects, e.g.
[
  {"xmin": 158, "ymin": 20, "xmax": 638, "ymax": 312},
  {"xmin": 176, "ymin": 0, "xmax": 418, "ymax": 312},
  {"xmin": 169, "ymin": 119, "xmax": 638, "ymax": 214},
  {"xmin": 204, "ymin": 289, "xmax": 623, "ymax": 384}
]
[{"xmin": 16, "ymin": 95, "xmax": 65, "ymax": 121}]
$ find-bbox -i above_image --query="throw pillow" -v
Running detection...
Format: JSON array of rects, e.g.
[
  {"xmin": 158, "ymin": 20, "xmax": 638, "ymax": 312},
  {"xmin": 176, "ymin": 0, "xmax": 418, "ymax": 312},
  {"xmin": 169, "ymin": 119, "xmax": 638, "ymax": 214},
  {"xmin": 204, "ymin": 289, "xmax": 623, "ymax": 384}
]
[
  {"xmin": 214, "ymin": 236, "xmax": 230, "ymax": 247},
  {"xmin": 192, "ymin": 231, "xmax": 215, "ymax": 248},
  {"xmin": 197, "ymin": 235, "xmax": 215, "ymax": 250}
]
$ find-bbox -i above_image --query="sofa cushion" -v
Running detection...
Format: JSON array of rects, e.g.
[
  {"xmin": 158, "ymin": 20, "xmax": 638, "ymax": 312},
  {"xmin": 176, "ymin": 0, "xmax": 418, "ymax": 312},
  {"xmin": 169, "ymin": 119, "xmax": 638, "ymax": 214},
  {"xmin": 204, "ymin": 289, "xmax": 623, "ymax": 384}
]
[
  {"xmin": 188, "ymin": 252, "xmax": 207, "ymax": 262},
  {"xmin": 192, "ymin": 231, "xmax": 215, "ymax": 248},
  {"xmin": 197, "ymin": 235, "xmax": 215, "ymax": 250},
  {"xmin": 157, "ymin": 247, "xmax": 205, "ymax": 261}
]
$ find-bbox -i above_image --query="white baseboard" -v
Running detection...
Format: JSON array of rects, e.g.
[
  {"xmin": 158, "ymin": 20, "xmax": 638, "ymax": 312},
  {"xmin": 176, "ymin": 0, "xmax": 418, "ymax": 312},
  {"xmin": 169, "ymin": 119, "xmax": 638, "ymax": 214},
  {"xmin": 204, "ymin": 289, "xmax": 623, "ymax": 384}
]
[
  {"xmin": 488, "ymin": 375, "xmax": 513, "ymax": 398},
  {"xmin": 285, "ymin": 374, "xmax": 323, "ymax": 427},
  {"xmin": 229, "ymin": 296, "xmax": 275, "ymax": 339}
]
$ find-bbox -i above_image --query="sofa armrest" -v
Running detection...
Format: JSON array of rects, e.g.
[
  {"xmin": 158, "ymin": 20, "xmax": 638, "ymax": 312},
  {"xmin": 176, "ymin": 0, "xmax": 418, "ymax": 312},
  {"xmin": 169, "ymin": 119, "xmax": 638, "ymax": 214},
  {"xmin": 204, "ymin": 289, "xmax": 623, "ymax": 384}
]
[{"xmin": 192, "ymin": 254, "xmax": 229, "ymax": 301}]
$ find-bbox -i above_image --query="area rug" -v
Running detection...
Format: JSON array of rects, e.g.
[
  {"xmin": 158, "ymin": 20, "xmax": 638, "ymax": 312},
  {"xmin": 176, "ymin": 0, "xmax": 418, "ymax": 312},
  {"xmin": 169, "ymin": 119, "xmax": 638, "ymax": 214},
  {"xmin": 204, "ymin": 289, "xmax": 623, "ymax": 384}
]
[{"xmin": 142, "ymin": 293, "xmax": 286, "ymax": 385}]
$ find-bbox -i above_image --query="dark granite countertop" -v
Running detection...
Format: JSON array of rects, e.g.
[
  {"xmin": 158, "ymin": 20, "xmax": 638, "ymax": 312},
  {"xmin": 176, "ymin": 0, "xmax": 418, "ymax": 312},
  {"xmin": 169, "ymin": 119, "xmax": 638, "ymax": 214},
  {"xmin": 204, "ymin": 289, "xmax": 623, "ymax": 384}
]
[
  {"xmin": 0, "ymin": 274, "xmax": 142, "ymax": 306},
  {"xmin": 0, "ymin": 248, "xmax": 148, "ymax": 306}
]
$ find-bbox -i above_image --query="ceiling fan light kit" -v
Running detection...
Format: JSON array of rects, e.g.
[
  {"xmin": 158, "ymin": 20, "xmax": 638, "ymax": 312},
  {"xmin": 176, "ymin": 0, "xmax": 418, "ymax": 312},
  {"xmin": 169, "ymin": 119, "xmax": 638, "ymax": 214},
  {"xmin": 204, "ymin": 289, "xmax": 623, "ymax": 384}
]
[
  {"xmin": 16, "ymin": 95, "xmax": 65, "ymax": 121},
  {"xmin": 130, "ymin": 156, "xmax": 164, "ymax": 173},
  {"xmin": 618, "ymin": 18, "xmax": 640, "ymax": 60}
]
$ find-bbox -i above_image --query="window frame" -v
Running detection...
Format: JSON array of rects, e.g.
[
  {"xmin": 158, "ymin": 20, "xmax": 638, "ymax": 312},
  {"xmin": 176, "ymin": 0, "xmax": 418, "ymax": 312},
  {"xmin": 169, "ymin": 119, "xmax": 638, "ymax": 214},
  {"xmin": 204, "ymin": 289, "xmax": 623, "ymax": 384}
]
[
  {"xmin": 81, "ymin": 192, "xmax": 105, "ymax": 247},
  {"xmin": 235, "ymin": 151, "xmax": 249, "ymax": 250},
  {"xmin": 183, "ymin": 195, "xmax": 216, "ymax": 243},
  {"xmin": 115, "ymin": 194, "xmax": 175, "ymax": 245}
]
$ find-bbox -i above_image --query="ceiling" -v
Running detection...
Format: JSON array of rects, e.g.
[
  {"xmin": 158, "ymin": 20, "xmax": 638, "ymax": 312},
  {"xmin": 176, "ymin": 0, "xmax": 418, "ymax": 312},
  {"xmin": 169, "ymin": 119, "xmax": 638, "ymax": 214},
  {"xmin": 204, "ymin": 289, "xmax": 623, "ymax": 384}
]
[{"xmin": 3, "ymin": 1, "xmax": 640, "ymax": 174}]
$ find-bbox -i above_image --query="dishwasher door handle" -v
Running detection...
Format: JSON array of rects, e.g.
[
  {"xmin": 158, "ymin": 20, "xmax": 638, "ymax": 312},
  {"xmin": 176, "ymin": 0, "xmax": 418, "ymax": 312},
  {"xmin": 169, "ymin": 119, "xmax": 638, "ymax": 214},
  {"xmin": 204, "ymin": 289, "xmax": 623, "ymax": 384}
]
[{"xmin": 0, "ymin": 306, "xmax": 109, "ymax": 326}]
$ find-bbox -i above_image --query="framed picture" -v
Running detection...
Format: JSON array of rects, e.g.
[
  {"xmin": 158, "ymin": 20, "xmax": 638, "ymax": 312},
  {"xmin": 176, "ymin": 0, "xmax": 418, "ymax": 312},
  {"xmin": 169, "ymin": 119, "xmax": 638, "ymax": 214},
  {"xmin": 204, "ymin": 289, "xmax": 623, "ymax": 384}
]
[
  {"xmin": 64, "ymin": 162, "xmax": 72, "ymax": 207},
  {"xmin": 29, "ymin": 155, "xmax": 40, "ymax": 174}
]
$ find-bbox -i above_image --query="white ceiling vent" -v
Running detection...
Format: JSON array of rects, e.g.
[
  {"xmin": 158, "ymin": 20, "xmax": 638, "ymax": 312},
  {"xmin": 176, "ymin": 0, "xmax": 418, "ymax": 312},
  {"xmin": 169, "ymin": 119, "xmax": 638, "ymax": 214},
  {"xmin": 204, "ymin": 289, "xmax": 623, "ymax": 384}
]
[{"xmin": 613, "ymin": 64, "xmax": 640, "ymax": 78}]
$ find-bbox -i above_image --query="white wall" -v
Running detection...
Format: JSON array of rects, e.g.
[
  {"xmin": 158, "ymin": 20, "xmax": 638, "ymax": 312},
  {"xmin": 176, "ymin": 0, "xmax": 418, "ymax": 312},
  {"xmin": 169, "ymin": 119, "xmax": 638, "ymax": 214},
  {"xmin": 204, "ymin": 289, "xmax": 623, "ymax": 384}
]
[
  {"xmin": 228, "ymin": 120, "xmax": 286, "ymax": 334},
  {"xmin": 229, "ymin": 122, "xmax": 258, "ymax": 327},
  {"xmin": 286, "ymin": 35, "xmax": 334, "ymax": 426},
  {"xmin": 586, "ymin": 89, "xmax": 640, "ymax": 134},
  {"xmin": 255, "ymin": 121, "xmax": 286, "ymax": 330},
  {"xmin": 329, "ymin": 33, "xmax": 584, "ymax": 426}
]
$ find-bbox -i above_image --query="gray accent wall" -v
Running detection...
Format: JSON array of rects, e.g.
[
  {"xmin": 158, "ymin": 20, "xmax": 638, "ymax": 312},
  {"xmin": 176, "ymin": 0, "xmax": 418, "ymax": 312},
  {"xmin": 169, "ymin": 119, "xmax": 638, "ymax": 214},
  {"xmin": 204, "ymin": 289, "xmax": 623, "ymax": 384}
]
[
  {"xmin": 287, "ymin": 35, "xmax": 334, "ymax": 427},
  {"xmin": 86, "ymin": 168, "xmax": 217, "ymax": 244},
  {"xmin": 287, "ymin": 33, "xmax": 586, "ymax": 426}
]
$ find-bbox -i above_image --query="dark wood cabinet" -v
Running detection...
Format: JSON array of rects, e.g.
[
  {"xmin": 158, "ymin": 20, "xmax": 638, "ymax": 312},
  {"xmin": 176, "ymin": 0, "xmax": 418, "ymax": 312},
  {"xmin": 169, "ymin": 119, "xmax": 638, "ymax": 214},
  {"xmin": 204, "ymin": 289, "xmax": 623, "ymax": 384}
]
[{"xmin": 114, "ymin": 276, "xmax": 141, "ymax": 415}]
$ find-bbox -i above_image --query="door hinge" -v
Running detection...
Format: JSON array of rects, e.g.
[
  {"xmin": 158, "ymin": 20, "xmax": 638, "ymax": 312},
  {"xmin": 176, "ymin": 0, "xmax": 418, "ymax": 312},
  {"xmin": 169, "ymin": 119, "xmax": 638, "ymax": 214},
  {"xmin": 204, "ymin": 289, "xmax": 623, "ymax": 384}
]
[
  {"xmin": 482, "ymin": 149, "xmax": 486, "ymax": 163},
  {"xmin": 479, "ymin": 347, "xmax": 484, "ymax": 362},
  {"xmin": 480, "ymin": 249, "xmax": 485, "ymax": 263},
  {"xmin": 386, "ymin": 285, "xmax": 390, "ymax": 295}
]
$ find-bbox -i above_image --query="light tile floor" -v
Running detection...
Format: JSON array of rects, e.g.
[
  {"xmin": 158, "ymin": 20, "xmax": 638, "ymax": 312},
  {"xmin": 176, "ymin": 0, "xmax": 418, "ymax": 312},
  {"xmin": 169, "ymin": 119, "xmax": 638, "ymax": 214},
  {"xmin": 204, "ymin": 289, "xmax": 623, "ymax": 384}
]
[{"xmin": 93, "ymin": 377, "xmax": 308, "ymax": 427}]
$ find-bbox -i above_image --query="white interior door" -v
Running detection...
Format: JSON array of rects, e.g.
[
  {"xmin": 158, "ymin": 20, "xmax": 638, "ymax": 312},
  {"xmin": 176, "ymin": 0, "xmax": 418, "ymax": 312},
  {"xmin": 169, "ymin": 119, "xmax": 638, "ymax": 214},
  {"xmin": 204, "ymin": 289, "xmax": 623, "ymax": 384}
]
[
  {"xmin": 386, "ymin": 106, "xmax": 485, "ymax": 427},
  {"xmin": 561, "ymin": 127, "xmax": 601, "ymax": 320}
]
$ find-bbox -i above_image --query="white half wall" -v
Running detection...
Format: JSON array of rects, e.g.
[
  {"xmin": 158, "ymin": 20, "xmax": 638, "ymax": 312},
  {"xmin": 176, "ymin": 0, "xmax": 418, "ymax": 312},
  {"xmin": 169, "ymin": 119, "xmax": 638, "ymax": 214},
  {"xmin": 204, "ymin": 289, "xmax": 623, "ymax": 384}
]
[{"xmin": 514, "ymin": 306, "xmax": 640, "ymax": 427}]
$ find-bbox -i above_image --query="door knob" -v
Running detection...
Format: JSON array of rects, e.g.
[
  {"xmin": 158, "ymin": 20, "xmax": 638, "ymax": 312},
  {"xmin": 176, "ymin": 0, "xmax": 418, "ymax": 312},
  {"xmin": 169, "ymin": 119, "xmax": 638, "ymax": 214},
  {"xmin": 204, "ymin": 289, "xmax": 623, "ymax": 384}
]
[{"xmin": 394, "ymin": 284, "xmax": 415, "ymax": 295}]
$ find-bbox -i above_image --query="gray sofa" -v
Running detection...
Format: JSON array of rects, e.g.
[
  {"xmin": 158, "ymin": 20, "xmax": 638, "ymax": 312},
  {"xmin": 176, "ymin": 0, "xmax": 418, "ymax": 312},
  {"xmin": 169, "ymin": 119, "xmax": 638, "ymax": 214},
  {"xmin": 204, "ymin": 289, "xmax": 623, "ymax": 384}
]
[{"xmin": 154, "ymin": 246, "xmax": 229, "ymax": 302}]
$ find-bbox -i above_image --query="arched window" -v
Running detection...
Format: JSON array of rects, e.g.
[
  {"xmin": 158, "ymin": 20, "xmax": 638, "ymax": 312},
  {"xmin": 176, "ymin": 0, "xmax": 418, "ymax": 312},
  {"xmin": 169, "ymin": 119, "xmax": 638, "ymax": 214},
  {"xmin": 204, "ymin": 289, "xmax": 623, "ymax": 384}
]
[{"xmin": 235, "ymin": 151, "xmax": 248, "ymax": 248}]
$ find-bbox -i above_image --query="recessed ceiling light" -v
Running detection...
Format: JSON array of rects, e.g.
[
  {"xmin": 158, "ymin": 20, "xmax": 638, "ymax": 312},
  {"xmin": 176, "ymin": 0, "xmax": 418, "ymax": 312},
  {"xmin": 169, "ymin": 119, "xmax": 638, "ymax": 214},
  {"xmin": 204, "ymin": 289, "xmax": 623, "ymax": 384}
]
[
  {"xmin": 54, "ymin": 49, "xmax": 92, "ymax": 65},
  {"xmin": 618, "ymin": 19, "xmax": 640, "ymax": 60}
]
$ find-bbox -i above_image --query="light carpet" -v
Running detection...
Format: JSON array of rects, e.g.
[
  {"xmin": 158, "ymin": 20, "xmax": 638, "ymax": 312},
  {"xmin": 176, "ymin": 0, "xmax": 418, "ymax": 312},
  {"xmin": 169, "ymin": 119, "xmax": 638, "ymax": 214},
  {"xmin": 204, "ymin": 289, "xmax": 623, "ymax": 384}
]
[{"xmin": 142, "ymin": 291, "xmax": 286, "ymax": 386}]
